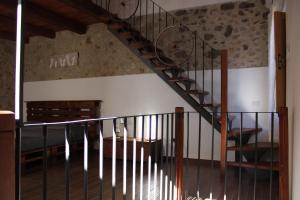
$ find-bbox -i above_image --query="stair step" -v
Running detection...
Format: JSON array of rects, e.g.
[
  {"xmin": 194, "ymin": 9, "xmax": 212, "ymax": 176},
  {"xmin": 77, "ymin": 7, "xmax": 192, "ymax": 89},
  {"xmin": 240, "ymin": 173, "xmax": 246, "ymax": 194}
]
[
  {"xmin": 186, "ymin": 89, "xmax": 209, "ymax": 96},
  {"xmin": 141, "ymin": 52, "xmax": 156, "ymax": 59},
  {"xmin": 201, "ymin": 103, "xmax": 221, "ymax": 111},
  {"xmin": 108, "ymin": 22, "xmax": 125, "ymax": 30},
  {"xmin": 169, "ymin": 77, "xmax": 195, "ymax": 83},
  {"xmin": 202, "ymin": 103, "xmax": 221, "ymax": 107},
  {"xmin": 119, "ymin": 31, "xmax": 134, "ymax": 39},
  {"xmin": 227, "ymin": 142, "xmax": 279, "ymax": 152},
  {"xmin": 228, "ymin": 128, "xmax": 263, "ymax": 138},
  {"xmin": 227, "ymin": 161, "xmax": 279, "ymax": 171},
  {"xmin": 155, "ymin": 63, "xmax": 181, "ymax": 70},
  {"xmin": 129, "ymin": 41, "xmax": 147, "ymax": 49}
]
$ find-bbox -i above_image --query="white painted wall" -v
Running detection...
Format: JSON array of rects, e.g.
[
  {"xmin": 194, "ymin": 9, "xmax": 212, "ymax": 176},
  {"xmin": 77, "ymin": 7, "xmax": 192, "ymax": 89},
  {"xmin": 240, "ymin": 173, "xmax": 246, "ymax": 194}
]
[
  {"xmin": 24, "ymin": 67, "xmax": 269, "ymax": 160},
  {"xmin": 286, "ymin": 0, "xmax": 300, "ymax": 198}
]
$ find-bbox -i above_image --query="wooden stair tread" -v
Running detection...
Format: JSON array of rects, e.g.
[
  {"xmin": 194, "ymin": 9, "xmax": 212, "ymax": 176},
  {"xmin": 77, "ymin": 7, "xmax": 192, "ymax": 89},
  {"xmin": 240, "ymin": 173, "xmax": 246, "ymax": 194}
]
[
  {"xmin": 187, "ymin": 89, "xmax": 209, "ymax": 95},
  {"xmin": 227, "ymin": 161, "xmax": 279, "ymax": 171},
  {"xmin": 155, "ymin": 64, "xmax": 184, "ymax": 72},
  {"xmin": 154, "ymin": 61, "xmax": 177, "ymax": 68},
  {"xmin": 129, "ymin": 41, "xmax": 147, "ymax": 49},
  {"xmin": 108, "ymin": 22, "xmax": 127, "ymax": 30},
  {"xmin": 227, "ymin": 142, "xmax": 279, "ymax": 151},
  {"xmin": 202, "ymin": 103, "xmax": 221, "ymax": 107},
  {"xmin": 141, "ymin": 52, "xmax": 156, "ymax": 59},
  {"xmin": 228, "ymin": 128, "xmax": 263, "ymax": 138},
  {"xmin": 119, "ymin": 31, "xmax": 133, "ymax": 39},
  {"xmin": 169, "ymin": 77, "xmax": 195, "ymax": 83}
]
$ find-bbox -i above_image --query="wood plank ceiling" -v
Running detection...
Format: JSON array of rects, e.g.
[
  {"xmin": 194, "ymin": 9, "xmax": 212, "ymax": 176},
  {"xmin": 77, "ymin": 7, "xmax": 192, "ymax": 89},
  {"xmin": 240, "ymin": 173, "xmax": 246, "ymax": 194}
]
[{"xmin": 0, "ymin": 0, "xmax": 111, "ymax": 42}]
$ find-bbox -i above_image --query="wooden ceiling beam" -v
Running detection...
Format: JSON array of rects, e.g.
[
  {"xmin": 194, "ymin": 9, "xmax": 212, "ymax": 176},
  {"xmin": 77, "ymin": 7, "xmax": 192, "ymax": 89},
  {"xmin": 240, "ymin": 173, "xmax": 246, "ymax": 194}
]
[
  {"xmin": 0, "ymin": 1, "xmax": 87, "ymax": 34},
  {"xmin": 0, "ymin": 15, "xmax": 56, "ymax": 39},
  {"xmin": 0, "ymin": 30, "xmax": 29, "ymax": 43},
  {"xmin": 31, "ymin": 0, "xmax": 110, "ymax": 24},
  {"xmin": 60, "ymin": 0, "xmax": 111, "ymax": 20},
  {"xmin": 0, "ymin": 30, "xmax": 16, "ymax": 42}
]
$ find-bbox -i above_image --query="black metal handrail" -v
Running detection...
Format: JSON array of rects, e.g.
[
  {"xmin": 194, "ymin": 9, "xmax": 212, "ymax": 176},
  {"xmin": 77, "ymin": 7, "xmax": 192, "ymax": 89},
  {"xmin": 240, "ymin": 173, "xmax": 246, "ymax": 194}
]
[
  {"xmin": 17, "ymin": 110, "xmax": 280, "ymax": 200},
  {"xmin": 93, "ymin": 0, "xmax": 221, "ymax": 117}
]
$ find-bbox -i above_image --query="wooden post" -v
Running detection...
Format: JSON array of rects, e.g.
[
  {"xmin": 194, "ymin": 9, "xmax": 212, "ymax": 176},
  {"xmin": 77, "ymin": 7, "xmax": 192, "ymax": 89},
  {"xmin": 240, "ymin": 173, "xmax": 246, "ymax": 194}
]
[
  {"xmin": 274, "ymin": 12, "xmax": 287, "ymax": 111},
  {"xmin": 0, "ymin": 111, "xmax": 15, "ymax": 200},
  {"xmin": 279, "ymin": 107, "xmax": 289, "ymax": 200},
  {"xmin": 175, "ymin": 107, "xmax": 184, "ymax": 200},
  {"xmin": 220, "ymin": 49, "xmax": 228, "ymax": 176}
]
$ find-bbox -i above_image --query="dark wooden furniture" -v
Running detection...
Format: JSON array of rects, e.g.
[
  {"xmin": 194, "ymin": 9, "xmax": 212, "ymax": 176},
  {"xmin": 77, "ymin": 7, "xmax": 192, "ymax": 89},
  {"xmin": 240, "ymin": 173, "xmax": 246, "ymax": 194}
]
[
  {"xmin": 22, "ymin": 100, "xmax": 102, "ymax": 164},
  {"xmin": 0, "ymin": 111, "xmax": 15, "ymax": 200},
  {"xmin": 27, "ymin": 100, "xmax": 102, "ymax": 139},
  {"xmin": 103, "ymin": 136, "xmax": 162, "ymax": 161}
]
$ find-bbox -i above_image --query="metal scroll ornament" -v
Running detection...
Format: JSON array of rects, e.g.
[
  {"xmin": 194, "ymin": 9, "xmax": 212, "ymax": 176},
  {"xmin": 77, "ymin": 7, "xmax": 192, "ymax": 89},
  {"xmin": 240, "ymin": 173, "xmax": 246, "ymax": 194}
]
[
  {"xmin": 155, "ymin": 25, "xmax": 195, "ymax": 66},
  {"xmin": 109, "ymin": 0, "xmax": 140, "ymax": 20}
]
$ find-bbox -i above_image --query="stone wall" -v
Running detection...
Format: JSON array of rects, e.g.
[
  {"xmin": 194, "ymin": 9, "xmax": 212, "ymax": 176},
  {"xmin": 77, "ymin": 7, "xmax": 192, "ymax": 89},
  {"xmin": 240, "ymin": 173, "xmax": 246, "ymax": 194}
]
[
  {"xmin": 0, "ymin": 39, "xmax": 15, "ymax": 111},
  {"xmin": 135, "ymin": 0, "xmax": 269, "ymax": 68},
  {"xmin": 173, "ymin": 0, "xmax": 269, "ymax": 68},
  {"xmin": 25, "ymin": 23, "xmax": 150, "ymax": 82}
]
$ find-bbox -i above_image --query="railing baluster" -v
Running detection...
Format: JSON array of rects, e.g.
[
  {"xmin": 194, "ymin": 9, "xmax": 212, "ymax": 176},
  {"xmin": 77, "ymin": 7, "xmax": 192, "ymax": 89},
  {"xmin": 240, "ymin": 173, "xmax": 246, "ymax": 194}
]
[
  {"xmin": 209, "ymin": 114, "xmax": 214, "ymax": 200},
  {"xmin": 158, "ymin": 8, "xmax": 161, "ymax": 33},
  {"xmin": 133, "ymin": 8, "xmax": 136, "ymax": 27},
  {"xmin": 152, "ymin": 2, "xmax": 155, "ymax": 43},
  {"xmin": 140, "ymin": 0, "xmax": 142, "ymax": 33},
  {"xmin": 164, "ymin": 175, "xmax": 168, "ymax": 200},
  {"xmin": 270, "ymin": 113, "xmax": 274, "ymax": 200},
  {"xmin": 146, "ymin": 0, "xmax": 148, "ymax": 39},
  {"xmin": 224, "ymin": 113, "xmax": 229, "ymax": 200},
  {"xmin": 140, "ymin": 116, "xmax": 145, "ymax": 200},
  {"xmin": 194, "ymin": 32, "xmax": 197, "ymax": 90},
  {"xmin": 211, "ymin": 48, "xmax": 214, "ymax": 105},
  {"xmin": 84, "ymin": 122, "xmax": 89, "ymax": 200},
  {"xmin": 170, "ymin": 113, "xmax": 174, "ymax": 200},
  {"xmin": 187, "ymin": 61, "xmax": 190, "ymax": 80},
  {"xmin": 147, "ymin": 116, "xmax": 152, "ymax": 200},
  {"xmin": 202, "ymin": 41, "xmax": 205, "ymax": 100},
  {"xmin": 160, "ymin": 115, "xmax": 164, "ymax": 200},
  {"xmin": 165, "ymin": 12, "xmax": 168, "ymax": 28},
  {"xmin": 185, "ymin": 112, "xmax": 190, "ymax": 199},
  {"xmin": 238, "ymin": 113, "xmax": 243, "ymax": 200},
  {"xmin": 132, "ymin": 117, "xmax": 137, "ymax": 200},
  {"xmin": 99, "ymin": 120, "xmax": 104, "ymax": 200},
  {"xmin": 154, "ymin": 114, "xmax": 159, "ymax": 200},
  {"xmin": 65, "ymin": 124, "xmax": 70, "ymax": 200},
  {"xmin": 197, "ymin": 113, "xmax": 202, "ymax": 198},
  {"xmin": 112, "ymin": 119, "xmax": 117, "ymax": 200},
  {"xmin": 43, "ymin": 125, "xmax": 48, "ymax": 200},
  {"xmin": 253, "ymin": 113, "xmax": 258, "ymax": 200},
  {"xmin": 123, "ymin": 118, "xmax": 128, "ymax": 200},
  {"xmin": 165, "ymin": 114, "xmax": 169, "ymax": 200}
]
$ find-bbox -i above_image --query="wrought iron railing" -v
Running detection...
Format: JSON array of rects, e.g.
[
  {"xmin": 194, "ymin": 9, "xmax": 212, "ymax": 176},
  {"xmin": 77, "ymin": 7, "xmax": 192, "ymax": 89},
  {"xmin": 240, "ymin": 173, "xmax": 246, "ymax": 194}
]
[
  {"xmin": 15, "ymin": 108, "xmax": 284, "ymax": 200},
  {"xmin": 93, "ymin": 0, "xmax": 222, "ymax": 118}
]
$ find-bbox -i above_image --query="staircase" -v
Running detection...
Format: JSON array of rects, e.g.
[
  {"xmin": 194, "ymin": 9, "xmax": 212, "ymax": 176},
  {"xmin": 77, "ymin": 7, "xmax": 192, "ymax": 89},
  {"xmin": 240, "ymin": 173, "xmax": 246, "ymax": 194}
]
[{"xmin": 95, "ymin": 0, "xmax": 279, "ymax": 173}]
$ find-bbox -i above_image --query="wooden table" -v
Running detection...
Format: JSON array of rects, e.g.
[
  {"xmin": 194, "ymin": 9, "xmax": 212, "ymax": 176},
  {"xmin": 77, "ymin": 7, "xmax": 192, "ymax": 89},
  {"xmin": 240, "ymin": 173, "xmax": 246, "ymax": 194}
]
[{"xmin": 103, "ymin": 136, "xmax": 162, "ymax": 161}]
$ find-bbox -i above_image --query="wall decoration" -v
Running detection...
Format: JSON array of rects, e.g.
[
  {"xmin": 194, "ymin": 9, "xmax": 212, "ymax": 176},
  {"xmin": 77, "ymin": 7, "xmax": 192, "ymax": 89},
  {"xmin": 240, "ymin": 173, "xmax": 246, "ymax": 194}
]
[{"xmin": 49, "ymin": 52, "xmax": 79, "ymax": 69}]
